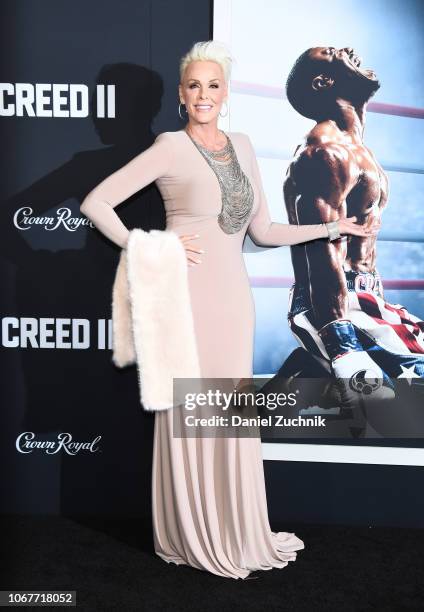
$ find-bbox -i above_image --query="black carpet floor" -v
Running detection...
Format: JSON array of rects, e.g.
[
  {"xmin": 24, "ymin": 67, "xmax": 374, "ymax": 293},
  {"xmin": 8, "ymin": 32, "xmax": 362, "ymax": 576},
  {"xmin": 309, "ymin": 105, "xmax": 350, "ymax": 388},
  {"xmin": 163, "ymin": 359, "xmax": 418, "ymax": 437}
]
[{"xmin": 1, "ymin": 515, "xmax": 423, "ymax": 611}]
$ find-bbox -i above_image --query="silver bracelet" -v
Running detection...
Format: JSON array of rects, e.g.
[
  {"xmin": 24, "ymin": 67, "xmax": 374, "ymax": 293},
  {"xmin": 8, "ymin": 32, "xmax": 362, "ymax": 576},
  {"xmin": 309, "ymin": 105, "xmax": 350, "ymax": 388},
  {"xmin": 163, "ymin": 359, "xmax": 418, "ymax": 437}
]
[{"xmin": 325, "ymin": 220, "xmax": 341, "ymax": 241}]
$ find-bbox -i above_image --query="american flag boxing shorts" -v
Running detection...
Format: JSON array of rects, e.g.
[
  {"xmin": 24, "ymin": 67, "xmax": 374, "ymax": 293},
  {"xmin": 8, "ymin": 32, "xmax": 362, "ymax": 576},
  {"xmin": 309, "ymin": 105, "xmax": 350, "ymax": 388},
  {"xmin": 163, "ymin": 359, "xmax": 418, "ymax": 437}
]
[{"xmin": 287, "ymin": 269, "xmax": 424, "ymax": 380}]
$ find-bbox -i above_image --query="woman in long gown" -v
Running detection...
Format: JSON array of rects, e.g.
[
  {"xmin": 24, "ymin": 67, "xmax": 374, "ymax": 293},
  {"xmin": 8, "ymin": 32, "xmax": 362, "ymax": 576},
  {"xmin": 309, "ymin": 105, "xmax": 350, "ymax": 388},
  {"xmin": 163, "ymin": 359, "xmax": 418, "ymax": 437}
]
[{"xmin": 80, "ymin": 41, "xmax": 374, "ymax": 579}]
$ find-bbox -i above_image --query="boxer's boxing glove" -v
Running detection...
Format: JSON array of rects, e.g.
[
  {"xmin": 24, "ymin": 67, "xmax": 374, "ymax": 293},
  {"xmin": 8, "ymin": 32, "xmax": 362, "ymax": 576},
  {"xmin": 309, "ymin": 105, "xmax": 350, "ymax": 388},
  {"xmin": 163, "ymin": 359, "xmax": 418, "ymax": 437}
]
[{"xmin": 318, "ymin": 319, "xmax": 395, "ymax": 407}]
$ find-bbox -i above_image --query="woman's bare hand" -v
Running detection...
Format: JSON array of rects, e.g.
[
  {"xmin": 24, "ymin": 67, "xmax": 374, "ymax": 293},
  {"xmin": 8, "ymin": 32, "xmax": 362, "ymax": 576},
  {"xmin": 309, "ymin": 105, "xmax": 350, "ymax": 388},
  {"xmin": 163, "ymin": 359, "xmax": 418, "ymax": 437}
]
[
  {"xmin": 179, "ymin": 233, "xmax": 204, "ymax": 265},
  {"xmin": 338, "ymin": 216, "xmax": 381, "ymax": 238}
]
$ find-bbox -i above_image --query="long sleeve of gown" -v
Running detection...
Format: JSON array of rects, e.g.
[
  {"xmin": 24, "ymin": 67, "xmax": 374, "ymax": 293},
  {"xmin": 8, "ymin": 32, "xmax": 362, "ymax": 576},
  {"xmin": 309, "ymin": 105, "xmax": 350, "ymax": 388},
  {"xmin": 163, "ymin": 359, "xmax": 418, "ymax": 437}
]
[
  {"xmin": 246, "ymin": 136, "xmax": 328, "ymax": 247},
  {"xmin": 80, "ymin": 133, "xmax": 173, "ymax": 248}
]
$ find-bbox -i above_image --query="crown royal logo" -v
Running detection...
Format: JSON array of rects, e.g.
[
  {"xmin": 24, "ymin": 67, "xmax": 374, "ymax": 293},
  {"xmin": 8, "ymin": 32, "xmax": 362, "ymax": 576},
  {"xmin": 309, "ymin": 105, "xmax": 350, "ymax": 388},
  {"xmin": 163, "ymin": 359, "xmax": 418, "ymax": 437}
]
[{"xmin": 16, "ymin": 432, "xmax": 102, "ymax": 455}]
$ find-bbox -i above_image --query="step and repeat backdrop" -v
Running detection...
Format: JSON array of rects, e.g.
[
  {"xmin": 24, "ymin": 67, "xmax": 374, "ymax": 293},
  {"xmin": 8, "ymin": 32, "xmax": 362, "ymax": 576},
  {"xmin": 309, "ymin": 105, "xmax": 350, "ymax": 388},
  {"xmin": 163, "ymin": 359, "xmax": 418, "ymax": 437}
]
[
  {"xmin": 1, "ymin": 0, "xmax": 423, "ymax": 527},
  {"xmin": 0, "ymin": 0, "xmax": 210, "ymax": 517}
]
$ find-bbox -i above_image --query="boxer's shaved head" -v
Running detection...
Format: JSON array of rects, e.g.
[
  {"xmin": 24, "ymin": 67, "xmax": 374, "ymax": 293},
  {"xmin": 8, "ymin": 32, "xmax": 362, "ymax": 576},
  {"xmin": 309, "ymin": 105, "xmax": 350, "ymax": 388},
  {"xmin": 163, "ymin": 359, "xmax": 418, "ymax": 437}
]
[
  {"xmin": 286, "ymin": 49, "xmax": 323, "ymax": 120},
  {"xmin": 286, "ymin": 47, "xmax": 380, "ymax": 120}
]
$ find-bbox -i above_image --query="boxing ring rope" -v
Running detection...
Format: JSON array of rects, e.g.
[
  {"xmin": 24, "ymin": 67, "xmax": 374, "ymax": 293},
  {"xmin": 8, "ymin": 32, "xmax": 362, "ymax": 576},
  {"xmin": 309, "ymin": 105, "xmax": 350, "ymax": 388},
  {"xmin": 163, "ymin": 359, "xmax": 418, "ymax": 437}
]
[
  {"xmin": 374, "ymin": 233, "xmax": 423, "ymax": 242},
  {"xmin": 231, "ymin": 80, "xmax": 424, "ymax": 120},
  {"xmin": 249, "ymin": 277, "xmax": 424, "ymax": 289},
  {"xmin": 254, "ymin": 147, "xmax": 424, "ymax": 174},
  {"xmin": 231, "ymin": 81, "xmax": 424, "ymax": 174}
]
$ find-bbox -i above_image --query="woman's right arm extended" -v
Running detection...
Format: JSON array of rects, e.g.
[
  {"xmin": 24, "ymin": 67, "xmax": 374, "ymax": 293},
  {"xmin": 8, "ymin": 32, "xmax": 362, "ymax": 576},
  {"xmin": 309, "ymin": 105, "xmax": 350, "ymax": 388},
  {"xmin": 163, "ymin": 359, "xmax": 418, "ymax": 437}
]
[{"xmin": 80, "ymin": 133, "xmax": 173, "ymax": 249}]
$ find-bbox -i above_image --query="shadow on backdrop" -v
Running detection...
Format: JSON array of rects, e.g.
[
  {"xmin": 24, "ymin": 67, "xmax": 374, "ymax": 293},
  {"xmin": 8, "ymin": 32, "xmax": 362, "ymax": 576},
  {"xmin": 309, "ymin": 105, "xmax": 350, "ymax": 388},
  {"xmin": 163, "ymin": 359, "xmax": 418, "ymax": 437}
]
[{"xmin": 0, "ymin": 63, "xmax": 168, "ymax": 526}]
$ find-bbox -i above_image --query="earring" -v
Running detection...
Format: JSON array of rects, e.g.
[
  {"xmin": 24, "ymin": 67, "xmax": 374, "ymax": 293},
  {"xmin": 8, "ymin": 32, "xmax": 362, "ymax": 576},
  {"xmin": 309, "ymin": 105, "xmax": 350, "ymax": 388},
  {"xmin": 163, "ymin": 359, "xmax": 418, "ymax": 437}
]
[
  {"xmin": 178, "ymin": 102, "xmax": 187, "ymax": 120},
  {"xmin": 219, "ymin": 101, "xmax": 228, "ymax": 117}
]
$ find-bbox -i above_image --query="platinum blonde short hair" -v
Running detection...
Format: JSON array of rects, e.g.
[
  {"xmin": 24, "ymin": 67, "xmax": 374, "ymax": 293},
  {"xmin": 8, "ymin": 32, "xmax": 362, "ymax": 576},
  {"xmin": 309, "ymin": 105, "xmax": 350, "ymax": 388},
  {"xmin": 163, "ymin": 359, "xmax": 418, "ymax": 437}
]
[{"xmin": 179, "ymin": 40, "xmax": 233, "ymax": 83}]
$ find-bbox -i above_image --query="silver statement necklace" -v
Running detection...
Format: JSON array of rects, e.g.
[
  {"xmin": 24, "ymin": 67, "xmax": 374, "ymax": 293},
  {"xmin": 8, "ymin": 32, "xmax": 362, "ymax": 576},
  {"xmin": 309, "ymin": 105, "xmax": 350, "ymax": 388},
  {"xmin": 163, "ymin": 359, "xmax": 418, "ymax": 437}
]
[{"xmin": 185, "ymin": 129, "xmax": 254, "ymax": 234}]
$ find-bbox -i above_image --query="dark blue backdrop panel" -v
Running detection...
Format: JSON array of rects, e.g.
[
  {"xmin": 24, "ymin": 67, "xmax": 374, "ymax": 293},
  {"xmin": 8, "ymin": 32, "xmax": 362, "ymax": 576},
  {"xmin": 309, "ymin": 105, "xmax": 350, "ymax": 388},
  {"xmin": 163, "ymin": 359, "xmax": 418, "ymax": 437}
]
[{"xmin": 0, "ymin": 0, "xmax": 211, "ymax": 517}]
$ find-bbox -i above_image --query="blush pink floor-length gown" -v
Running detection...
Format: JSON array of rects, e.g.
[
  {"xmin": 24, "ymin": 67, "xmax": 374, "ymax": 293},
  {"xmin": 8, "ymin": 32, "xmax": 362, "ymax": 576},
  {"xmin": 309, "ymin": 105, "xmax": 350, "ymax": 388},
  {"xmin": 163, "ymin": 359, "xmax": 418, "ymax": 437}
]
[{"xmin": 80, "ymin": 129, "xmax": 328, "ymax": 579}]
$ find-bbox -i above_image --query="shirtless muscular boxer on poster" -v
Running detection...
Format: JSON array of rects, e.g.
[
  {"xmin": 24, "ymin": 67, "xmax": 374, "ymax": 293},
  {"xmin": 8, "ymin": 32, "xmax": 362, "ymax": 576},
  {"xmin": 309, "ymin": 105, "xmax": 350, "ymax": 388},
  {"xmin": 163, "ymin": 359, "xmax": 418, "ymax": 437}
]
[{"xmin": 284, "ymin": 46, "xmax": 424, "ymax": 407}]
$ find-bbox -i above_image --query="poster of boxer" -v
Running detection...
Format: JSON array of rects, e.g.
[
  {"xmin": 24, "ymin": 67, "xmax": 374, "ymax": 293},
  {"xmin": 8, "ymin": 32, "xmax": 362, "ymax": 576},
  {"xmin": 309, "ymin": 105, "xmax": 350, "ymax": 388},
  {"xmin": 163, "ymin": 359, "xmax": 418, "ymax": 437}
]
[{"xmin": 214, "ymin": 0, "xmax": 424, "ymax": 447}]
